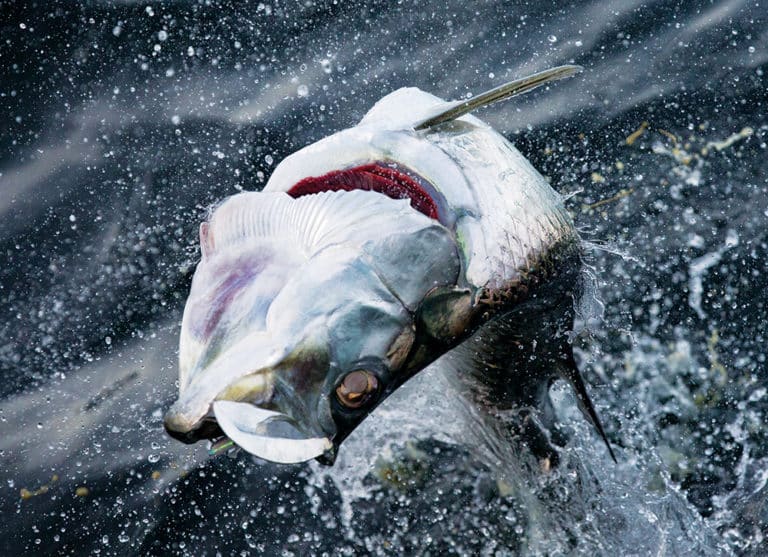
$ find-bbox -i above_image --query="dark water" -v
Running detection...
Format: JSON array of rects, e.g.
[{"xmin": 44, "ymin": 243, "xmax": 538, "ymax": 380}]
[{"xmin": 1, "ymin": 0, "xmax": 766, "ymax": 554}]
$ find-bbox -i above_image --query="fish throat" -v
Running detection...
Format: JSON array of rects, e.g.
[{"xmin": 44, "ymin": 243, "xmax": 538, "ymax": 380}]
[{"xmin": 287, "ymin": 163, "xmax": 442, "ymax": 221}]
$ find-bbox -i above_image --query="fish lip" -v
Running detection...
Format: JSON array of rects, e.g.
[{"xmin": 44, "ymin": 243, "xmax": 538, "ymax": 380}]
[
  {"xmin": 163, "ymin": 406, "xmax": 223, "ymax": 444},
  {"xmin": 212, "ymin": 400, "xmax": 333, "ymax": 464},
  {"xmin": 164, "ymin": 416, "xmax": 223, "ymax": 444}
]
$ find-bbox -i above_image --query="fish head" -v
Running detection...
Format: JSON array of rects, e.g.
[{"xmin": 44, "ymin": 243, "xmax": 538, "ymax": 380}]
[{"xmin": 164, "ymin": 189, "xmax": 469, "ymax": 464}]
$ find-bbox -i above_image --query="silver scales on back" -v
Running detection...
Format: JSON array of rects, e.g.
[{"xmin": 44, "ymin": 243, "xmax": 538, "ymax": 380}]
[{"xmin": 164, "ymin": 65, "xmax": 616, "ymax": 466}]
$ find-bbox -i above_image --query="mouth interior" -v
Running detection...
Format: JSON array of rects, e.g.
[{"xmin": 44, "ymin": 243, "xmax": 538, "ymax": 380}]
[{"xmin": 286, "ymin": 163, "xmax": 442, "ymax": 222}]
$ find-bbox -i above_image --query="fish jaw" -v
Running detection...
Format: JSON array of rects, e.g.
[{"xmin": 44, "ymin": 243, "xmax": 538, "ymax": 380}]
[{"xmin": 212, "ymin": 401, "xmax": 333, "ymax": 464}]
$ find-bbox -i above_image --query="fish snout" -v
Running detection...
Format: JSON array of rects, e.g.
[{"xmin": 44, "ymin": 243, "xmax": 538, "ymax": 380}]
[{"xmin": 163, "ymin": 401, "xmax": 222, "ymax": 444}]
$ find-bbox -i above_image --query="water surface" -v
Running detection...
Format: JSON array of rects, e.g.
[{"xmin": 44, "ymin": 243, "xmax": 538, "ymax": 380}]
[{"xmin": 1, "ymin": 0, "xmax": 766, "ymax": 554}]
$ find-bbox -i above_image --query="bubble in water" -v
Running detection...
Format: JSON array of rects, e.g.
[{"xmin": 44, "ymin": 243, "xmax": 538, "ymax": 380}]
[
  {"xmin": 297, "ymin": 84, "xmax": 309, "ymax": 97},
  {"xmin": 158, "ymin": 30, "xmax": 168, "ymax": 42},
  {"xmin": 547, "ymin": 35, "xmax": 557, "ymax": 43},
  {"xmin": 147, "ymin": 454, "xmax": 160, "ymax": 463}
]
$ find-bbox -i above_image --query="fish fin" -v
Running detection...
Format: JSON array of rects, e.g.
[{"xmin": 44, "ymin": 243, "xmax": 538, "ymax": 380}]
[
  {"xmin": 418, "ymin": 286, "xmax": 474, "ymax": 342},
  {"xmin": 414, "ymin": 65, "xmax": 583, "ymax": 131},
  {"xmin": 204, "ymin": 190, "xmax": 433, "ymax": 259},
  {"xmin": 560, "ymin": 350, "xmax": 617, "ymax": 463}
]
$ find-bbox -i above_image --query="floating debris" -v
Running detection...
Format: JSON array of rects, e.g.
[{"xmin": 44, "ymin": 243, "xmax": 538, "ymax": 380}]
[
  {"xmin": 702, "ymin": 126, "xmax": 754, "ymax": 155},
  {"xmin": 75, "ymin": 486, "xmax": 90, "ymax": 497},
  {"xmin": 625, "ymin": 121, "xmax": 649, "ymax": 145},
  {"xmin": 656, "ymin": 128, "xmax": 679, "ymax": 145},
  {"xmin": 19, "ymin": 484, "xmax": 51, "ymax": 500},
  {"xmin": 582, "ymin": 188, "xmax": 634, "ymax": 211},
  {"xmin": 18, "ymin": 474, "xmax": 60, "ymax": 500}
]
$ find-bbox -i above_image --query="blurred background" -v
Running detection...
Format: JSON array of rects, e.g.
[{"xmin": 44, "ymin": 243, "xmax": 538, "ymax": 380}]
[{"xmin": 1, "ymin": 0, "xmax": 766, "ymax": 554}]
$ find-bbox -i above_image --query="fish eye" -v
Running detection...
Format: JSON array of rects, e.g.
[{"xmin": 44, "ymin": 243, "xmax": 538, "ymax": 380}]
[{"xmin": 335, "ymin": 370, "xmax": 379, "ymax": 409}]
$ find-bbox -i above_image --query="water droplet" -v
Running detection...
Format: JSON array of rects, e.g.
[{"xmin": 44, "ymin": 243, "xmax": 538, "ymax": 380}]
[
  {"xmin": 158, "ymin": 30, "xmax": 168, "ymax": 42},
  {"xmin": 297, "ymin": 84, "xmax": 309, "ymax": 97},
  {"xmin": 547, "ymin": 35, "xmax": 558, "ymax": 43},
  {"xmin": 147, "ymin": 454, "xmax": 160, "ymax": 464}
]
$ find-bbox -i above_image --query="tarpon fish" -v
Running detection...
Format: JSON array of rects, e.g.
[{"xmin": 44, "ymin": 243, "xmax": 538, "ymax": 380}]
[{"xmin": 164, "ymin": 65, "xmax": 615, "ymax": 465}]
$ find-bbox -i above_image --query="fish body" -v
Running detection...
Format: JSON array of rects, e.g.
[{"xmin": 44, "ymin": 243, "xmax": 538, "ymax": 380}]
[{"xmin": 164, "ymin": 66, "xmax": 613, "ymax": 465}]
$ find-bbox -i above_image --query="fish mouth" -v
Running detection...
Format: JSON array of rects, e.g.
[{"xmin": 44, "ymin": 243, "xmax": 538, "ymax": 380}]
[
  {"xmin": 211, "ymin": 401, "xmax": 333, "ymax": 464},
  {"xmin": 163, "ymin": 405, "xmax": 223, "ymax": 445},
  {"xmin": 164, "ymin": 401, "xmax": 334, "ymax": 464}
]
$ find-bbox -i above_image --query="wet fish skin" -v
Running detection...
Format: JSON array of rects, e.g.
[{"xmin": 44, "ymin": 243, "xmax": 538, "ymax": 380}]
[{"xmin": 165, "ymin": 65, "xmax": 614, "ymax": 464}]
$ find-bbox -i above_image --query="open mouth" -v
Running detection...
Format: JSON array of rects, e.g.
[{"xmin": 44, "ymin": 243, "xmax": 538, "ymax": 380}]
[
  {"xmin": 286, "ymin": 162, "xmax": 446, "ymax": 224},
  {"xmin": 164, "ymin": 414, "xmax": 224, "ymax": 445}
]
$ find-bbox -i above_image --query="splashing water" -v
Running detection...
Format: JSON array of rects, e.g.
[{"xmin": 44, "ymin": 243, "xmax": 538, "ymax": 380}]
[{"xmin": 2, "ymin": 0, "xmax": 767, "ymax": 555}]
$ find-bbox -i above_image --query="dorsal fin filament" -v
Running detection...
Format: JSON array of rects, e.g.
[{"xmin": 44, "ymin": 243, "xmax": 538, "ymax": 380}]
[{"xmin": 415, "ymin": 65, "xmax": 583, "ymax": 131}]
